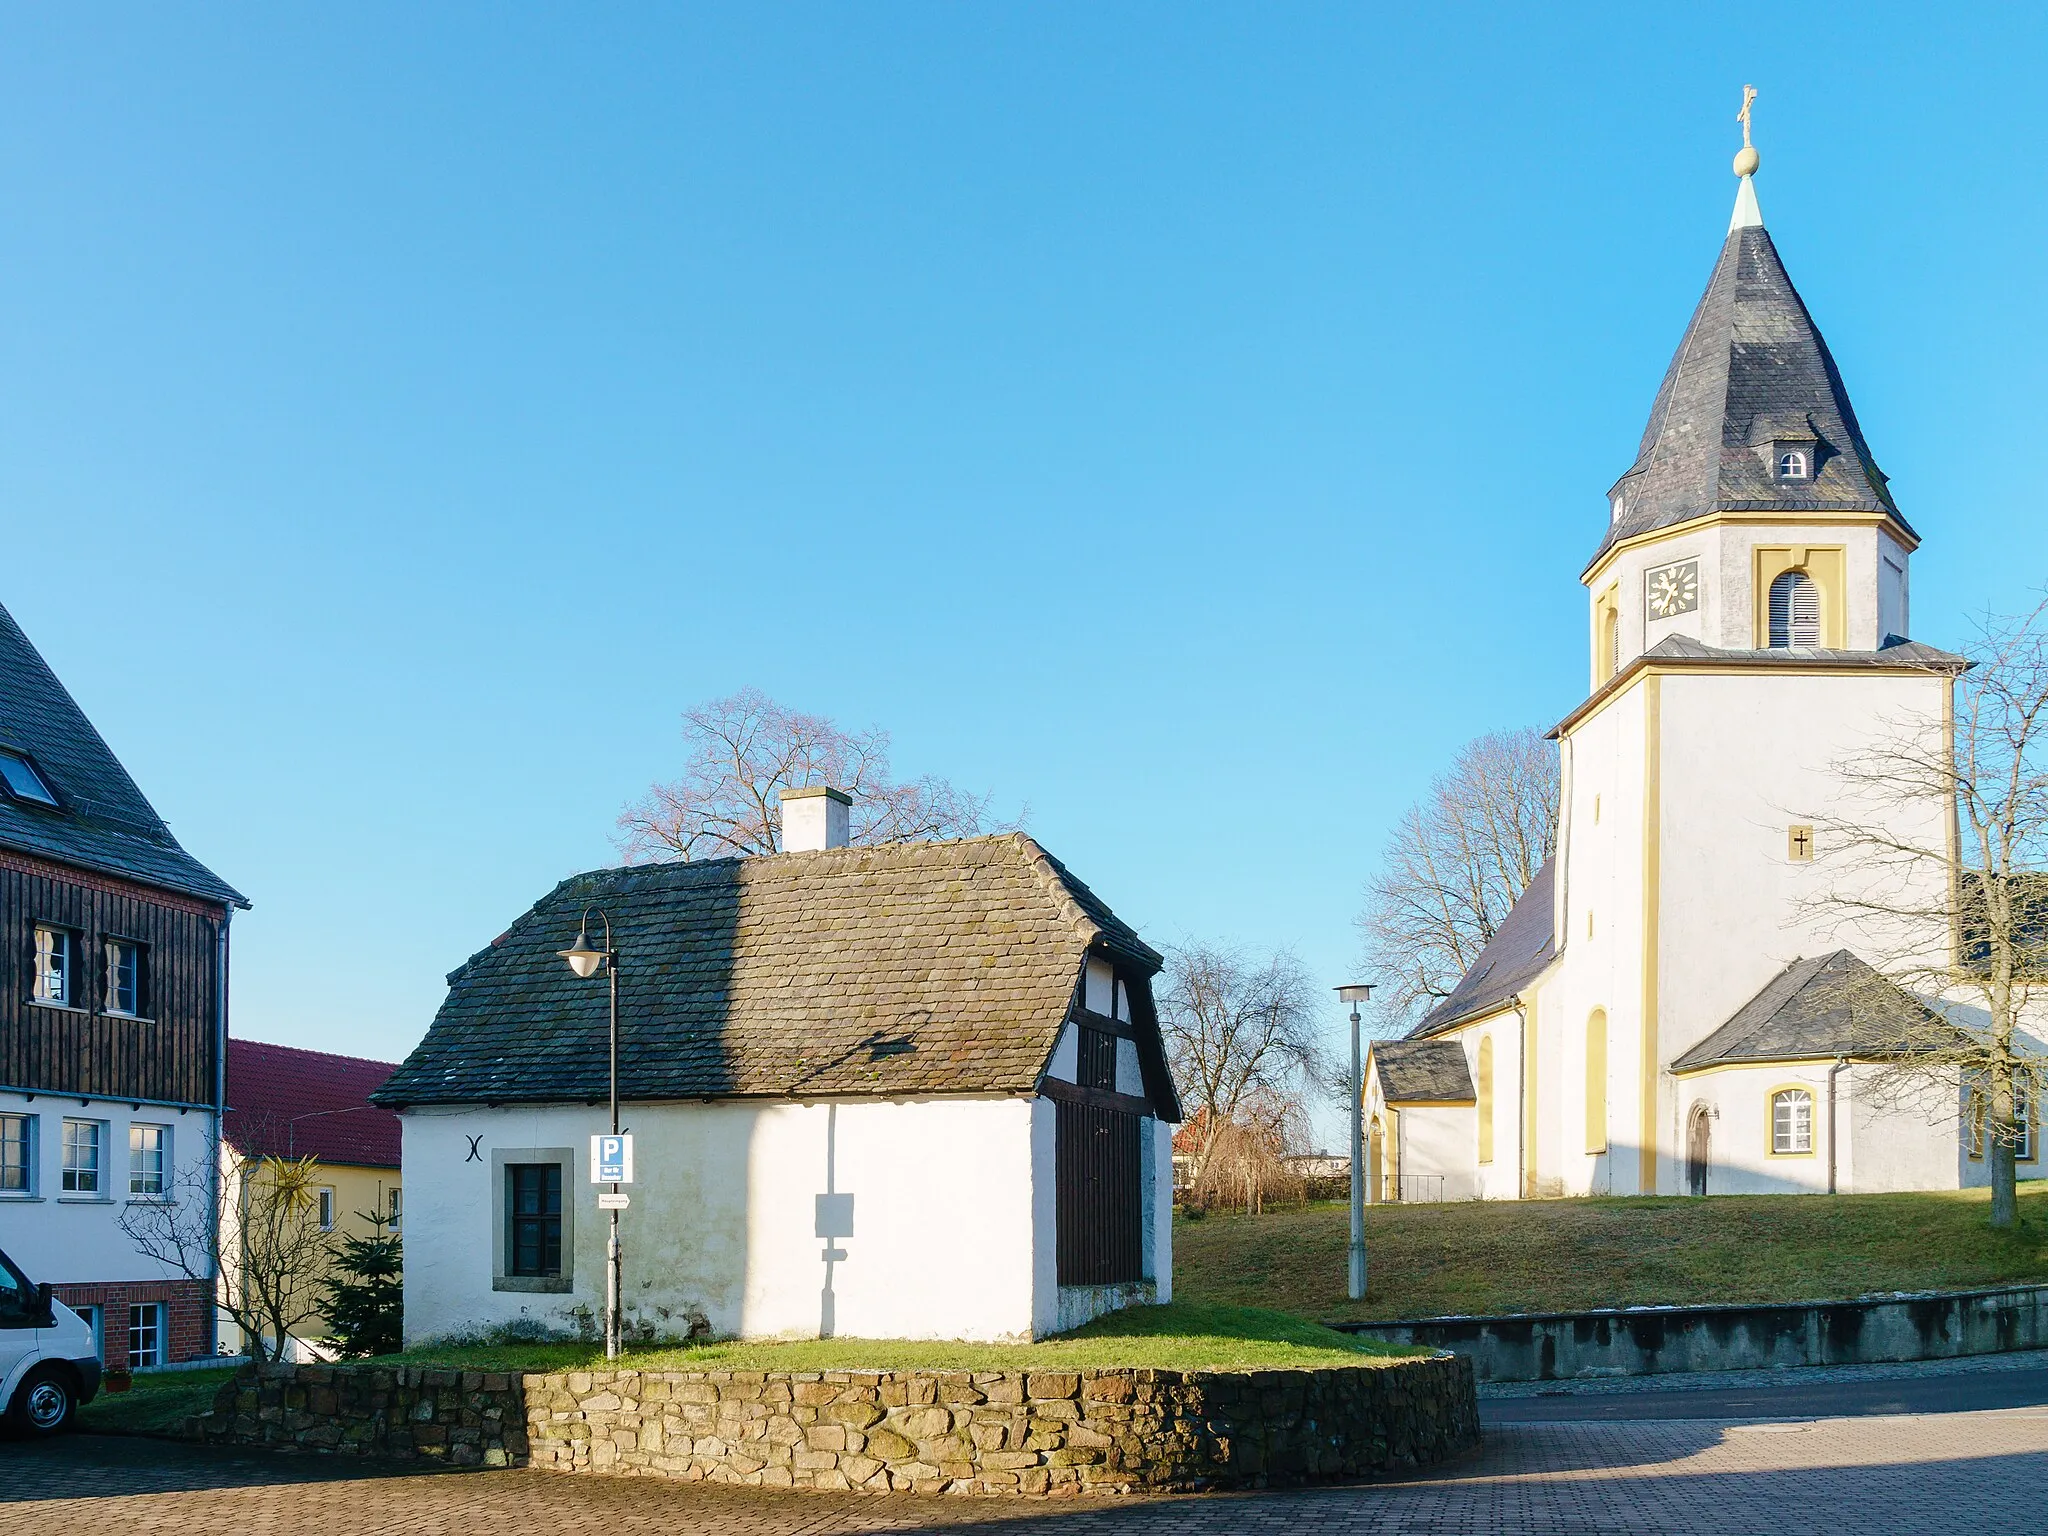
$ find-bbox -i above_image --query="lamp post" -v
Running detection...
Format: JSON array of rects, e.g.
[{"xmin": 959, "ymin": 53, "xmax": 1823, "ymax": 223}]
[
  {"xmin": 1335, "ymin": 984, "xmax": 1376, "ymax": 1301},
  {"xmin": 558, "ymin": 908, "xmax": 621, "ymax": 1360}
]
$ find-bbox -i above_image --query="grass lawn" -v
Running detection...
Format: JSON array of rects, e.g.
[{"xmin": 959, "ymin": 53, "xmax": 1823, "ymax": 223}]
[
  {"xmin": 388, "ymin": 1303, "xmax": 1422, "ymax": 1375},
  {"xmin": 76, "ymin": 1366, "xmax": 240, "ymax": 1436},
  {"xmin": 1175, "ymin": 1186, "xmax": 2048, "ymax": 1323}
]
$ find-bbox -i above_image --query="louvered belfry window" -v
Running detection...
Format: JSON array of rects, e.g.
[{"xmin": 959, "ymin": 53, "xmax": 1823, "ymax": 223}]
[{"xmin": 1768, "ymin": 569, "xmax": 1821, "ymax": 648}]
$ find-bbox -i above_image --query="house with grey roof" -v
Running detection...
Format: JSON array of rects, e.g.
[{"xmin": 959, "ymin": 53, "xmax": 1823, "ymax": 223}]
[
  {"xmin": 1362, "ymin": 126, "xmax": 2030, "ymax": 1205},
  {"xmin": 0, "ymin": 599, "xmax": 245, "ymax": 1374},
  {"xmin": 375, "ymin": 808, "xmax": 1180, "ymax": 1345}
]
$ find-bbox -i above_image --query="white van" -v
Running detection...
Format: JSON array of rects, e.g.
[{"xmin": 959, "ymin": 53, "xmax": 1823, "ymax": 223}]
[{"xmin": 1, "ymin": 1246, "xmax": 101, "ymax": 1435}]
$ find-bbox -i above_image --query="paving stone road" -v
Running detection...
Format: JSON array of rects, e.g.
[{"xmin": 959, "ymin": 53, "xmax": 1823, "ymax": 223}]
[{"xmin": 7, "ymin": 1411, "xmax": 2048, "ymax": 1536}]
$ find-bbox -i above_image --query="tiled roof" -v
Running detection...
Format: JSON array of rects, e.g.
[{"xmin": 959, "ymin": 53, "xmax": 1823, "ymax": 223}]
[
  {"xmin": 1672, "ymin": 950, "xmax": 1956, "ymax": 1070},
  {"xmin": 225, "ymin": 1038, "xmax": 401, "ymax": 1167},
  {"xmin": 1591, "ymin": 216, "xmax": 1914, "ymax": 570},
  {"xmin": 0, "ymin": 601, "xmax": 244, "ymax": 907},
  {"xmin": 374, "ymin": 834, "xmax": 1171, "ymax": 1110},
  {"xmin": 1411, "ymin": 859, "xmax": 1556, "ymax": 1038},
  {"xmin": 1372, "ymin": 1039, "xmax": 1475, "ymax": 1104}
]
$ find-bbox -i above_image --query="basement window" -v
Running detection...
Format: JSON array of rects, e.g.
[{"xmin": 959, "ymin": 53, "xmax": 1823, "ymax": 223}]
[{"xmin": 0, "ymin": 750, "xmax": 56, "ymax": 807}]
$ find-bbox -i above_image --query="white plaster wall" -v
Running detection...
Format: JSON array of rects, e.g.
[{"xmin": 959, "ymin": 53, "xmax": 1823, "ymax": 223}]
[
  {"xmin": 0, "ymin": 1091, "xmax": 216, "ymax": 1284},
  {"xmin": 1550, "ymin": 683, "xmax": 1649, "ymax": 1196},
  {"xmin": 402, "ymin": 1096, "xmax": 1046, "ymax": 1346},
  {"xmin": 1844, "ymin": 1065, "xmax": 1963, "ymax": 1193},
  {"xmin": 1452, "ymin": 1016, "xmax": 1525, "ymax": 1201},
  {"xmin": 1146, "ymin": 1118, "xmax": 1173, "ymax": 1300},
  {"xmin": 1676, "ymin": 1066, "xmax": 1833, "ymax": 1195},
  {"xmin": 1591, "ymin": 519, "xmax": 1897, "ymax": 675},
  {"xmin": 1655, "ymin": 668, "xmax": 1952, "ymax": 1193},
  {"xmin": 1878, "ymin": 532, "xmax": 1911, "ymax": 641},
  {"xmin": 1397, "ymin": 1105, "xmax": 1476, "ymax": 1202}
]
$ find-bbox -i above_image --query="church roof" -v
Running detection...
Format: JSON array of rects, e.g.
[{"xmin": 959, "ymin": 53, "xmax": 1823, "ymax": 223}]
[
  {"xmin": 1550, "ymin": 635, "xmax": 1968, "ymax": 739},
  {"xmin": 1410, "ymin": 858, "xmax": 1556, "ymax": 1038},
  {"xmin": 1672, "ymin": 949, "xmax": 1955, "ymax": 1070},
  {"xmin": 1590, "ymin": 180, "xmax": 1913, "ymax": 571},
  {"xmin": 1371, "ymin": 1038, "xmax": 1475, "ymax": 1104}
]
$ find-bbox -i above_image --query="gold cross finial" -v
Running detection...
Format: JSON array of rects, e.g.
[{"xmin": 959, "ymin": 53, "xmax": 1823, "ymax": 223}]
[{"xmin": 1733, "ymin": 85, "xmax": 1761, "ymax": 178}]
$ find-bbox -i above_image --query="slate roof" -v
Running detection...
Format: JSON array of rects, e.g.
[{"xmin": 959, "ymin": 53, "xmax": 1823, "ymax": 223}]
[
  {"xmin": 373, "ymin": 834, "xmax": 1176, "ymax": 1112},
  {"xmin": 1411, "ymin": 859, "xmax": 1557, "ymax": 1038},
  {"xmin": 0, "ymin": 600, "xmax": 244, "ymax": 907},
  {"xmin": 224, "ymin": 1039, "xmax": 401, "ymax": 1167},
  {"xmin": 1550, "ymin": 635, "xmax": 1968, "ymax": 738},
  {"xmin": 1591, "ymin": 211, "xmax": 1913, "ymax": 569},
  {"xmin": 1672, "ymin": 950, "xmax": 1955, "ymax": 1070},
  {"xmin": 1371, "ymin": 1039, "xmax": 1475, "ymax": 1104}
]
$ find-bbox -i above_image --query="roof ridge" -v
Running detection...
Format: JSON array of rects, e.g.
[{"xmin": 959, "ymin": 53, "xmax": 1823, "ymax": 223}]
[{"xmin": 231, "ymin": 1036, "xmax": 398, "ymax": 1073}]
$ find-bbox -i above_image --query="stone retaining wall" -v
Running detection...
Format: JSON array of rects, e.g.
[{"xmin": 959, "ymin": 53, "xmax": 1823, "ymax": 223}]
[
  {"xmin": 196, "ymin": 1364, "xmax": 528, "ymax": 1466},
  {"xmin": 1342, "ymin": 1284, "xmax": 2048, "ymax": 1383},
  {"xmin": 194, "ymin": 1355, "xmax": 1478, "ymax": 1494}
]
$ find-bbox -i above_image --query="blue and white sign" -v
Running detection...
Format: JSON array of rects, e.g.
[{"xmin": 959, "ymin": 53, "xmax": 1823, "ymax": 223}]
[{"xmin": 591, "ymin": 1133, "xmax": 634, "ymax": 1185}]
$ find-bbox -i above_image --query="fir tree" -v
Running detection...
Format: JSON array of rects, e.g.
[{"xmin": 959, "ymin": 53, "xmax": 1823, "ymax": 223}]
[{"xmin": 320, "ymin": 1210, "xmax": 403, "ymax": 1357}]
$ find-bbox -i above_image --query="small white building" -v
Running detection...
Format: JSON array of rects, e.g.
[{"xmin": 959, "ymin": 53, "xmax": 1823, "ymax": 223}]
[
  {"xmin": 376, "ymin": 815, "xmax": 1180, "ymax": 1345},
  {"xmin": 1373, "ymin": 145, "xmax": 2039, "ymax": 1203}
]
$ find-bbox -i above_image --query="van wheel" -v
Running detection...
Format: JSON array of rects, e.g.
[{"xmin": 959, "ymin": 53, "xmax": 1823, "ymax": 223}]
[{"xmin": 9, "ymin": 1365, "xmax": 76, "ymax": 1435}]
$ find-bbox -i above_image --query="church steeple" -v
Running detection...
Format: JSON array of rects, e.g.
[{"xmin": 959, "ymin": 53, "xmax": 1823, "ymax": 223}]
[{"xmin": 1591, "ymin": 98, "xmax": 1911, "ymax": 571}]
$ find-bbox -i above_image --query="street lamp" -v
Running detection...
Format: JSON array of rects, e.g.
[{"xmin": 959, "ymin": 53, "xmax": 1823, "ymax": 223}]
[
  {"xmin": 557, "ymin": 908, "xmax": 622, "ymax": 1360},
  {"xmin": 1335, "ymin": 983, "xmax": 1376, "ymax": 1301}
]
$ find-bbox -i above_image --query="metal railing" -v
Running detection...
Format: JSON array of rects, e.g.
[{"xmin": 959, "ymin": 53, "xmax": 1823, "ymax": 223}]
[{"xmin": 1372, "ymin": 1174, "xmax": 1447, "ymax": 1204}]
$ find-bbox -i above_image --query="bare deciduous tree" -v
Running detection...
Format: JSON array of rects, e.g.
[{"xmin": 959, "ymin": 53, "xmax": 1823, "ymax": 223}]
[
  {"xmin": 1356, "ymin": 728, "xmax": 1559, "ymax": 1029},
  {"xmin": 1183, "ymin": 1088, "xmax": 1309, "ymax": 1214},
  {"xmin": 121, "ymin": 1141, "xmax": 335, "ymax": 1362},
  {"xmin": 617, "ymin": 688, "xmax": 1004, "ymax": 861},
  {"xmin": 1806, "ymin": 603, "xmax": 2048, "ymax": 1228},
  {"xmin": 1160, "ymin": 943, "xmax": 1325, "ymax": 1195}
]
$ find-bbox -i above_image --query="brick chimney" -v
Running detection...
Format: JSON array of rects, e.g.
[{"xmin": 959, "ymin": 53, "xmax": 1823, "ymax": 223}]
[{"xmin": 779, "ymin": 786, "xmax": 851, "ymax": 852}]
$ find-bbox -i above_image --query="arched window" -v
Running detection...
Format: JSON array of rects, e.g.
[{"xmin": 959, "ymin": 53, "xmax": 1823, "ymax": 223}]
[
  {"xmin": 1584, "ymin": 1010, "xmax": 1608, "ymax": 1154},
  {"xmin": 1770, "ymin": 1088, "xmax": 1814, "ymax": 1154},
  {"xmin": 1477, "ymin": 1036, "xmax": 1495, "ymax": 1165},
  {"xmin": 1768, "ymin": 569, "xmax": 1821, "ymax": 648},
  {"xmin": 1778, "ymin": 450, "xmax": 1808, "ymax": 479}
]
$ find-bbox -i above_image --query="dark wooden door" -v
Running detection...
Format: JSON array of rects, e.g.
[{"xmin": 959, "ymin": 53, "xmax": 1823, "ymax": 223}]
[{"xmin": 1055, "ymin": 1099, "xmax": 1143, "ymax": 1285}]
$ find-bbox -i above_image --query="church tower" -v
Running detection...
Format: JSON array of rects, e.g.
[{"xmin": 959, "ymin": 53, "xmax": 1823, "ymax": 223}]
[
  {"xmin": 1581, "ymin": 110, "xmax": 1918, "ymax": 687},
  {"xmin": 1371, "ymin": 97, "xmax": 1980, "ymax": 1207}
]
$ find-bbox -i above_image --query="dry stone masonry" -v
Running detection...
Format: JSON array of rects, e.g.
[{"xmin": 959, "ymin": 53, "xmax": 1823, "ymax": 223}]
[{"xmin": 197, "ymin": 1356, "xmax": 1477, "ymax": 1494}]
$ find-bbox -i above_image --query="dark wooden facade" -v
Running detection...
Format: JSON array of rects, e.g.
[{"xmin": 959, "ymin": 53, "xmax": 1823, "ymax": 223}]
[{"xmin": 0, "ymin": 848, "xmax": 225, "ymax": 1109}]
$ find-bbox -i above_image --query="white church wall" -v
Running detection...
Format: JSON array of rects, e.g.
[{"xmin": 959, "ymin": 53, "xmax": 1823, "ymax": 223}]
[
  {"xmin": 1877, "ymin": 531, "xmax": 1911, "ymax": 642},
  {"xmin": 1844, "ymin": 1065, "xmax": 1961, "ymax": 1193},
  {"xmin": 1676, "ymin": 1065, "xmax": 1835, "ymax": 1195},
  {"xmin": 1397, "ymin": 1104, "xmax": 1477, "ymax": 1202},
  {"xmin": 1451, "ymin": 1014, "xmax": 1526, "ymax": 1201},
  {"xmin": 400, "ymin": 1096, "xmax": 1049, "ymax": 1346},
  {"xmin": 1552, "ymin": 680, "xmax": 1652, "ymax": 1196}
]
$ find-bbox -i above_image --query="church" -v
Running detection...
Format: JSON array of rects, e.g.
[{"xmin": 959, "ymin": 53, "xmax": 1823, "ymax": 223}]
[{"xmin": 1364, "ymin": 124, "xmax": 2031, "ymax": 1202}]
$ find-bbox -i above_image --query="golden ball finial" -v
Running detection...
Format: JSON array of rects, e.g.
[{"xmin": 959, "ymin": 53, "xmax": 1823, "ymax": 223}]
[{"xmin": 1733, "ymin": 144, "xmax": 1760, "ymax": 177}]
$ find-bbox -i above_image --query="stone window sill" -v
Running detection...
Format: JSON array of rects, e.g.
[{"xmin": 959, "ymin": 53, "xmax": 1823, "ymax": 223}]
[{"xmin": 493, "ymin": 1275, "xmax": 572, "ymax": 1294}]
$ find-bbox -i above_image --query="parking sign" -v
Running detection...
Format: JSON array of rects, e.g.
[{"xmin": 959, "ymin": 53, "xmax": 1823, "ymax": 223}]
[{"xmin": 591, "ymin": 1133, "xmax": 634, "ymax": 1184}]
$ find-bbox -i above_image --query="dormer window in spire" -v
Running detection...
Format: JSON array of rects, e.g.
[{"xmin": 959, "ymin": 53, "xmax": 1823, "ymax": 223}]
[{"xmin": 1777, "ymin": 451, "xmax": 1808, "ymax": 480}]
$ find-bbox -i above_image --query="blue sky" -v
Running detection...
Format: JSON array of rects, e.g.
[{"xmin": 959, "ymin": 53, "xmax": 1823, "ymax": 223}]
[{"xmin": 2, "ymin": 7, "xmax": 2044, "ymax": 1142}]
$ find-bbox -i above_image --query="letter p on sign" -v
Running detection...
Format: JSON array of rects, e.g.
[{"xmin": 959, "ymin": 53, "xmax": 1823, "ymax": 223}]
[{"xmin": 592, "ymin": 1133, "xmax": 634, "ymax": 1184}]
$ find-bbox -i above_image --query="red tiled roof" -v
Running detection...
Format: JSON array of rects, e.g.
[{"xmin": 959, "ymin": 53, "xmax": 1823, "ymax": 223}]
[{"xmin": 225, "ymin": 1038, "xmax": 401, "ymax": 1169}]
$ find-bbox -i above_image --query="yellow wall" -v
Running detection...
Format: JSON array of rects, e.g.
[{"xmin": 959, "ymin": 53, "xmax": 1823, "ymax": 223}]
[{"xmin": 221, "ymin": 1157, "xmax": 400, "ymax": 1355}]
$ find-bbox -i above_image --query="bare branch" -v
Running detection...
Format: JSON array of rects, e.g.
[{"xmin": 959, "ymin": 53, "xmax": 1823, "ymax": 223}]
[{"xmin": 616, "ymin": 688, "xmax": 1009, "ymax": 861}]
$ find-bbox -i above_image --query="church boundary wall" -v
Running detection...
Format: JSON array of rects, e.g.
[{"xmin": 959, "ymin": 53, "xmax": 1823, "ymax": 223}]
[
  {"xmin": 1339, "ymin": 1283, "xmax": 2048, "ymax": 1383},
  {"xmin": 188, "ymin": 1355, "xmax": 1479, "ymax": 1493}
]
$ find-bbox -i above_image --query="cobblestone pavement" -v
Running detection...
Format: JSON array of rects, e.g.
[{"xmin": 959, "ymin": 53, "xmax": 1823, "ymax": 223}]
[{"xmin": 7, "ymin": 1412, "xmax": 2048, "ymax": 1536}]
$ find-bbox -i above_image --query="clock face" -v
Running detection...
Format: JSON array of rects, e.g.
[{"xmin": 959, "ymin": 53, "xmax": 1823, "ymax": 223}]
[{"xmin": 1645, "ymin": 560, "xmax": 1700, "ymax": 620}]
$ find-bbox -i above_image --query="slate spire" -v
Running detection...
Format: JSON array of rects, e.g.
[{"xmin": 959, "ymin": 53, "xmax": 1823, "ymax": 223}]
[{"xmin": 1592, "ymin": 113, "xmax": 1910, "ymax": 568}]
